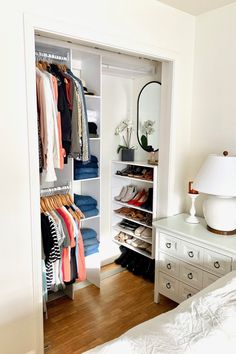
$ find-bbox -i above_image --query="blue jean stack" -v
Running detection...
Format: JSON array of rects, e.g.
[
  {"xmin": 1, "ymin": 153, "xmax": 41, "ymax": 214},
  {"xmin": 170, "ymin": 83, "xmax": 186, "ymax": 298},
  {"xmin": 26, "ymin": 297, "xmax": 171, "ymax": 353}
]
[
  {"xmin": 81, "ymin": 228, "xmax": 99, "ymax": 256},
  {"xmin": 74, "ymin": 194, "xmax": 99, "ymax": 218},
  {"xmin": 74, "ymin": 155, "xmax": 99, "ymax": 180}
]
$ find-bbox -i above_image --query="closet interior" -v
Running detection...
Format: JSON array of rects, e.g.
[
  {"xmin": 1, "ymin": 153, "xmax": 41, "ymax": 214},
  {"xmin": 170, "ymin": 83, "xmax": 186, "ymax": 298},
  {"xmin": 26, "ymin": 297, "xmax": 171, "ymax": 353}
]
[{"xmin": 35, "ymin": 32, "xmax": 162, "ymax": 314}]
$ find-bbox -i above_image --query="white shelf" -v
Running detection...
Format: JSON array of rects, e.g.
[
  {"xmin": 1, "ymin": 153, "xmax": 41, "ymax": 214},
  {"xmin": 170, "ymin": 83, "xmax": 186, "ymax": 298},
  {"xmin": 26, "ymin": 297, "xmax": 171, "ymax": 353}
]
[
  {"xmin": 73, "ymin": 177, "xmax": 100, "ymax": 182},
  {"xmin": 114, "ymin": 212, "xmax": 152, "ymax": 229},
  {"xmin": 113, "ymin": 224, "xmax": 152, "ymax": 244},
  {"xmin": 112, "ymin": 160, "xmax": 157, "ymax": 169},
  {"xmin": 81, "ymin": 214, "xmax": 100, "ymax": 221},
  {"xmin": 113, "ymin": 200, "xmax": 153, "ymax": 214},
  {"xmin": 113, "ymin": 238, "xmax": 153, "ymax": 259},
  {"xmin": 113, "ymin": 174, "xmax": 153, "ymax": 184},
  {"xmin": 89, "ymin": 137, "xmax": 100, "ymax": 141},
  {"xmin": 85, "ymin": 95, "xmax": 101, "ymax": 99}
]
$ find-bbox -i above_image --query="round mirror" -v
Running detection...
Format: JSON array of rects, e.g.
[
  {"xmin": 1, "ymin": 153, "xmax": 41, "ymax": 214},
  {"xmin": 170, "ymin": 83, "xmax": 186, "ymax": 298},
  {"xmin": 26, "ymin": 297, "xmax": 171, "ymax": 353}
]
[{"xmin": 137, "ymin": 81, "xmax": 161, "ymax": 152}]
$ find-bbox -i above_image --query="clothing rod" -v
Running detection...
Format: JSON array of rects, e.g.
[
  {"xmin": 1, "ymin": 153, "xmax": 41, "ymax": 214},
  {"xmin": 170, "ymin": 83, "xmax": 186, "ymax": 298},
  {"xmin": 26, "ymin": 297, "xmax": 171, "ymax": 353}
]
[
  {"xmin": 102, "ymin": 63, "xmax": 153, "ymax": 75},
  {"xmin": 40, "ymin": 185, "xmax": 70, "ymax": 197},
  {"xmin": 35, "ymin": 50, "xmax": 69, "ymax": 62}
]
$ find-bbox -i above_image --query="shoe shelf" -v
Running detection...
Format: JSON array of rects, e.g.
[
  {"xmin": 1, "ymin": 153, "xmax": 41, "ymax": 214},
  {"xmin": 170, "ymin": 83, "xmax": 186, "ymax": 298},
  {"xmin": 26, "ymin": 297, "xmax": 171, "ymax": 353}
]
[
  {"xmin": 113, "ymin": 200, "xmax": 153, "ymax": 214},
  {"xmin": 112, "ymin": 160, "xmax": 156, "ymax": 169},
  {"xmin": 113, "ymin": 238, "xmax": 153, "ymax": 259},
  {"xmin": 113, "ymin": 174, "xmax": 153, "ymax": 184},
  {"xmin": 113, "ymin": 224, "xmax": 152, "ymax": 244},
  {"xmin": 113, "ymin": 213, "xmax": 152, "ymax": 229},
  {"xmin": 111, "ymin": 160, "xmax": 158, "ymax": 263}
]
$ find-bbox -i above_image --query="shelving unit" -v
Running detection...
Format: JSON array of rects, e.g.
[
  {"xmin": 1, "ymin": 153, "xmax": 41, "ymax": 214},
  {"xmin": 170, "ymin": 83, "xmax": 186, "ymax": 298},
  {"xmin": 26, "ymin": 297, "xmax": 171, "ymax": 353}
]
[
  {"xmin": 111, "ymin": 161, "xmax": 158, "ymax": 260},
  {"xmin": 72, "ymin": 47, "xmax": 102, "ymax": 289}
]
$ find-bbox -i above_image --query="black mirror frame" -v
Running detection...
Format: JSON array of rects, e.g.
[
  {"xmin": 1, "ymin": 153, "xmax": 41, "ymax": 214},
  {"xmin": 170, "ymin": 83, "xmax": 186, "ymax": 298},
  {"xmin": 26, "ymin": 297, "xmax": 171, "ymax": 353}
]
[{"xmin": 137, "ymin": 80, "xmax": 161, "ymax": 152}]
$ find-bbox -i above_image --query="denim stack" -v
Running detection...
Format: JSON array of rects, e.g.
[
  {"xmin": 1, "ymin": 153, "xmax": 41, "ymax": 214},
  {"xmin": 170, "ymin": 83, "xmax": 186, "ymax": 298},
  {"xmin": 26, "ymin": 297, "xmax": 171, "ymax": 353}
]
[
  {"xmin": 74, "ymin": 194, "xmax": 99, "ymax": 218},
  {"xmin": 81, "ymin": 228, "xmax": 99, "ymax": 256},
  {"xmin": 74, "ymin": 155, "xmax": 99, "ymax": 180}
]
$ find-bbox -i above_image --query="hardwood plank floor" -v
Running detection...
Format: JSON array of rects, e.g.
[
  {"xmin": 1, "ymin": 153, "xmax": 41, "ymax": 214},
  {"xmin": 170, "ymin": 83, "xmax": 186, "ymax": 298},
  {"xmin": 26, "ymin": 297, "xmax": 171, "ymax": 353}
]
[{"xmin": 44, "ymin": 269, "xmax": 177, "ymax": 353}]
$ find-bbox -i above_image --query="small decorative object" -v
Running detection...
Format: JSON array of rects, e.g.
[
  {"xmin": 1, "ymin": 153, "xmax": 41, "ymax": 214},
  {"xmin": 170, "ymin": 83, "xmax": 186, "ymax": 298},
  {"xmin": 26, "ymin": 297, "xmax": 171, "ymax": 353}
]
[
  {"xmin": 185, "ymin": 181, "xmax": 199, "ymax": 224},
  {"xmin": 147, "ymin": 150, "xmax": 159, "ymax": 165},
  {"xmin": 193, "ymin": 151, "xmax": 236, "ymax": 235},
  {"xmin": 115, "ymin": 120, "xmax": 135, "ymax": 161},
  {"xmin": 140, "ymin": 120, "xmax": 155, "ymax": 152}
]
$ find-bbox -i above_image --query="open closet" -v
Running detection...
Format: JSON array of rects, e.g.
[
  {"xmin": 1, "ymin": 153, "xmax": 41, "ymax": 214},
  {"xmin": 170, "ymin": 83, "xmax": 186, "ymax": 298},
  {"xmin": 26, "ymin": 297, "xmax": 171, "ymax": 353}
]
[{"xmin": 34, "ymin": 30, "xmax": 167, "ymax": 348}]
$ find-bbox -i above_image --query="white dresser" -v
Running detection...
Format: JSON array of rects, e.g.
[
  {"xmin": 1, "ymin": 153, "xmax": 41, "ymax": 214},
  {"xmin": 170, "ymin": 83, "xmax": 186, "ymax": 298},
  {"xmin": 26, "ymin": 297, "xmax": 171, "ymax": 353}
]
[{"xmin": 153, "ymin": 214, "xmax": 236, "ymax": 303}]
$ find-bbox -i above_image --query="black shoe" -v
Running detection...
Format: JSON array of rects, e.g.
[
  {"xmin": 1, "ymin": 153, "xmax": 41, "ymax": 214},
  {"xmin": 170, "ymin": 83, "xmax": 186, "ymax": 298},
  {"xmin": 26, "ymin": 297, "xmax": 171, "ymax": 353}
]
[
  {"xmin": 114, "ymin": 246, "xmax": 128, "ymax": 265},
  {"xmin": 142, "ymin": 188, "xmax": 153, "ymax": 211}
]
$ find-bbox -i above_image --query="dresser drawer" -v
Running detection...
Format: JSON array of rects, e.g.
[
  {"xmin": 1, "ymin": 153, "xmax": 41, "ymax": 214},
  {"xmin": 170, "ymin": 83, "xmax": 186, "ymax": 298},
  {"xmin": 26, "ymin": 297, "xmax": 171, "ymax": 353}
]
[
  {"xmin": 159, "ymin": 272, "xmax": 179, "ymax": 298},
  {"xmin": 179, "ymin": 261, "xmax": 203, "ymax": 290},
  {"xmin": 180, "ymin": 240, "xmax": 203, "ymax": 266},
  {"xmin": 202, "ymin": 271, "xmax": 219, "ymax": 288},
  {"xmin": 178, "ymin": 282, "xmax": 198, "ymax": 302},
  {"xmin": 159, "ymin": 252, "xmax": 179, "ymax": 277},
  {"xmin": 159, "ymin": 233, "xmax": 179, "ymax": 255},
  {"xmin": 203, "ymin": 249, "xmax": 232, "ymax": 276}
]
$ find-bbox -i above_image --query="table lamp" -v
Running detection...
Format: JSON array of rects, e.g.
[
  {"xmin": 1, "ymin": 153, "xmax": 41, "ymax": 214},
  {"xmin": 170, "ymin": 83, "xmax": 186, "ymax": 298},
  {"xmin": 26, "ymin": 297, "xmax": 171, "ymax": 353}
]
[{"xmin": 192, "ymin": 151, "xmax": 236, "ymax": 235}]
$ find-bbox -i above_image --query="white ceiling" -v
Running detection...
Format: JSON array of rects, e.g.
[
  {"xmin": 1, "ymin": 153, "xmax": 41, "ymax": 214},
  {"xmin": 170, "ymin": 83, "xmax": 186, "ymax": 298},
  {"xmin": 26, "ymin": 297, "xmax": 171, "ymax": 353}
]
[{"xmin": 157, "ymin": 0, "xmax": 236, "ymax": 15}]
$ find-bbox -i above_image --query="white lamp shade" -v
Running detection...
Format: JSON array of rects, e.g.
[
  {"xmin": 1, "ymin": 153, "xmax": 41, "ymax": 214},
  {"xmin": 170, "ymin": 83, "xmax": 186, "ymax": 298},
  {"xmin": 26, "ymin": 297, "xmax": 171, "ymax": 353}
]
[{"xmin": 192, "ymin": 154, "xmax": 236, "ymax": 197}]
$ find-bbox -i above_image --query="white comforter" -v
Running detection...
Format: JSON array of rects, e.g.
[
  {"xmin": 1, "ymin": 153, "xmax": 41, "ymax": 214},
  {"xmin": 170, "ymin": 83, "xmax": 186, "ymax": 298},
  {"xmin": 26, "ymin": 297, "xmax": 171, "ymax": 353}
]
[{"xmin": 84, "ymin": 271, "xmax": 236, "ymax": 354}]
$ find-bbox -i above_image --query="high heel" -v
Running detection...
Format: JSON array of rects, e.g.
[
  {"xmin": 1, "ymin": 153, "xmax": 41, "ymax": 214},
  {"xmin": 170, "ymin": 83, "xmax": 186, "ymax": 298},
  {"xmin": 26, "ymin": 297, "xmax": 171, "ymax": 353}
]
[
  {"xmin": 127, "ymin": 189, "xmax": 145, "ymax": 205},
  {"xmin": 121, "ymin": 185, "xmax": 138, "ymax": 203},
  {"xmin": 133, "ymin": 191, "xmax": 148, "ymax": 206},
  {"xmin": 114, "ymin": 185, "xmax": 128, "ymax": 201}
]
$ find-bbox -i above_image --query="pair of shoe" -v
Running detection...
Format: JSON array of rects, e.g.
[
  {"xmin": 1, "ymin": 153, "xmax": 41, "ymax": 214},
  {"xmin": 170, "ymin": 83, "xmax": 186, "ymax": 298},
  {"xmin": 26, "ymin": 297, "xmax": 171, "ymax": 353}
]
[
  {"xmin": 127, "ymin": 189, "xmax": 148, "ymax": 207},
  {"xmin": 130, "ymin": 238, "xmax": 150, "ymax": 251},
  {"xmin": 114, "ymin": 207, "xmax": 153, "ymax": 226},
  {"xmin": 134, "ymin": 226, "xmax": 152, "ymax": 241},
  {"xmin": 115, "ymin": 185, "xmax": 138, "ymax": 203},
  {"xmin": 118, "ymin": 219, "xmax": 138, "ymax": 232},
  {"xmin": 142, "ymin": 188, "xmax": 153, "ymax": 211},
  {"xmin": 114, "ymin": 232, "xmax": 133, "ymax": 243},
  {"xmin": 116, "ymin": 166, "xmax": 133, "ymax": 177}
]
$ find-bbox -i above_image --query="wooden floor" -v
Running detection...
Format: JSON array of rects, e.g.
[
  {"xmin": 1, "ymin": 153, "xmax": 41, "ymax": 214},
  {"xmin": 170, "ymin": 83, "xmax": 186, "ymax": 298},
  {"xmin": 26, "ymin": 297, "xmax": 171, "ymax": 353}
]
[{"xmin": 44, "ymin": 268, "xmax": 177, "ymax": 353}]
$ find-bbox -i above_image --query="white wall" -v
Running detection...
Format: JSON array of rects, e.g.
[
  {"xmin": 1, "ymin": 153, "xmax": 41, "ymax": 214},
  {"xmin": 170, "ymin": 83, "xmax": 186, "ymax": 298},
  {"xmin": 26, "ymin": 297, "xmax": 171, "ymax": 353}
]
[
  {"xmin": 0, "ymin": 0, "xmax": 195, "ymax": 353},
  {"xmin": 188, "ymin": 2, "xmax": 236, "ymax": 215}
]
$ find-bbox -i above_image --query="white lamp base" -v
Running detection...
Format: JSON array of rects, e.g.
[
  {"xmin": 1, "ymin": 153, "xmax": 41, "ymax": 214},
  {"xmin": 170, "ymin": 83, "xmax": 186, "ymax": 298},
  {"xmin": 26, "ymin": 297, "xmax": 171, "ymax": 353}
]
[
  {"xmin": 185, "ymin": 193, "xmax": 199, "ymax": 224},
  {"xmin": 203, "ymin": 196, "xmax": 236, "ymax": 235}
]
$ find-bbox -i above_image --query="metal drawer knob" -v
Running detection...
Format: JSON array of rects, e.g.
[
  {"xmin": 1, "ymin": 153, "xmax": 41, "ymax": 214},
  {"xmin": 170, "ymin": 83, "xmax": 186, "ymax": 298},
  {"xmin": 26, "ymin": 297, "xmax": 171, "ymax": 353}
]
[
  {"xmin": 188, "ymin": 251, "xmax": 194, "ymax": 258},
  {"xmin": 187, "ymin": 272, "xmax": 193, "ymax": 280},
  {"xmin": 166, "ymin": 242, "xmax": 171, "ymax": 249},
  {"xmin": 166, "ymin": 282, "xmax": 171, "ymax": 289},
  {"xmin": 166, "ymin": 263, "xmax": 171, "ymax": 270},
  {"xmin": 187, "ymin": 293, "xmax": 192, "ymax": 298},
  {"xmin": 214, "ymin": 261, "xmax": 220, "ymax": 269}
]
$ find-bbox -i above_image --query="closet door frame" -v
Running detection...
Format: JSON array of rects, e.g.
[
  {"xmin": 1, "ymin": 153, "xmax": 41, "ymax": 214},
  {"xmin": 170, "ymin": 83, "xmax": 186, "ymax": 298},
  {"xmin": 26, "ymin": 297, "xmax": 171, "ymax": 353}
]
[{"xmin": 23, "ymin": 13, "xmax": 177, "ymax": 353}]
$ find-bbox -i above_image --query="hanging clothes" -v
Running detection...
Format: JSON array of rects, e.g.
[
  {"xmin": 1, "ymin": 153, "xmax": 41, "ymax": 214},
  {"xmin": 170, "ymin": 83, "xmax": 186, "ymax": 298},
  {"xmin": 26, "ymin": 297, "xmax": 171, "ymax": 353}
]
[
  {"xmin": 40, "ymin": 193, "xmax": 86, "ymax": 296},
  {"xmin": 36, "ymin": 60, "xmax": 91, "ymax": 181}
]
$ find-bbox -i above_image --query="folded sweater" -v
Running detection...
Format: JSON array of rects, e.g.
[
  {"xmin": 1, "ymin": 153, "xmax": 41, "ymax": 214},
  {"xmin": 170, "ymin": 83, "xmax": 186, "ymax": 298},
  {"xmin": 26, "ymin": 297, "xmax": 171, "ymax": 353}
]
[
  {"xmin": 74, "ymin": 194, "xmax": 97, "ymax": 207},
  {"xmin": 81, "ymin": 228, "xmax": 97, "ymax": 240}
]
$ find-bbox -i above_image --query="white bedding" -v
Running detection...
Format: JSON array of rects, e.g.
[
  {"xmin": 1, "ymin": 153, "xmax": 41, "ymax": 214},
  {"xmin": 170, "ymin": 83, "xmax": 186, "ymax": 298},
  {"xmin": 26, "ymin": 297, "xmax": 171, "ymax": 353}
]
[{"xmin": 84, "ymin": 271, "xmax": 236, "ymax": 354}]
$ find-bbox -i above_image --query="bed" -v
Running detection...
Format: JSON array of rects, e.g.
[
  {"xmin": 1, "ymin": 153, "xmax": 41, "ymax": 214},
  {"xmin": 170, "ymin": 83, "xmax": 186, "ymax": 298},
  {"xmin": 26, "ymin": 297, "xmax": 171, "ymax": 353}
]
[{"xmin": 84, "ymin": 271, "xmax": 236, "ymax": 353}]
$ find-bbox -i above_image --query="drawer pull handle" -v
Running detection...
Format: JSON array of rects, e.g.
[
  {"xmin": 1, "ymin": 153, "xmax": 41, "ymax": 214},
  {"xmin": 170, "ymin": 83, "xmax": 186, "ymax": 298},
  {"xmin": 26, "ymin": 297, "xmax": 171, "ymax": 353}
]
[
  {"xmin": 188, "ymin": 251, "xmax": 194, "ymax": 258},
  {"xmin": 214, "ymin": 261, "xmax": 220, "ymax": 269},
  {"xmin": 187, "ymin": 293, "xmax": 192, "ymax": 299},
  {"xmin": 187, "ymin": 272, "xmax": 193, "ymax": 280},
  {"xmin": 166, "ymin": 263, "xmax": 172, "ymax": 270},
  {"xmin": 166, "ymin": 242, "xmax": 171, "ymax": 249},
  {"xmin": 166, "ymin": 282, "xmax": 171, "ymax": 289}
]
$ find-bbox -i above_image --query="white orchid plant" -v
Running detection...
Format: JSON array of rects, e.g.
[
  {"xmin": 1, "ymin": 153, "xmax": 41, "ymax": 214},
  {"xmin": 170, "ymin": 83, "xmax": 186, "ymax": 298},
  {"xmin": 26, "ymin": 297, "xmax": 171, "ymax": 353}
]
[
  {"xmin": 140, "ymin": 120, "xmax": 155, "ymax": 151},
  {"xmin": 115, "ymin": 119, "xmax": 135, "ymax": 153}
]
